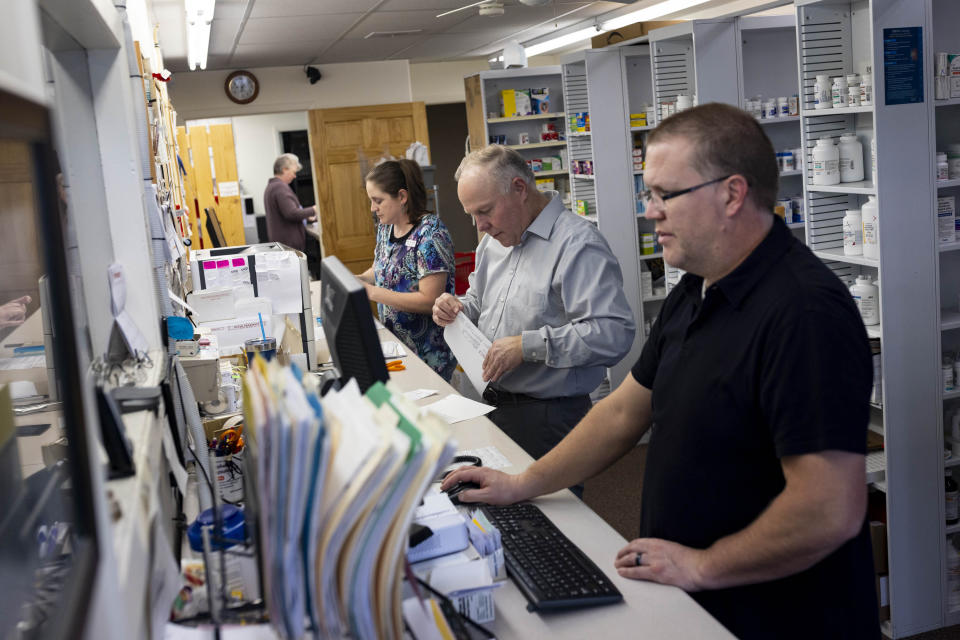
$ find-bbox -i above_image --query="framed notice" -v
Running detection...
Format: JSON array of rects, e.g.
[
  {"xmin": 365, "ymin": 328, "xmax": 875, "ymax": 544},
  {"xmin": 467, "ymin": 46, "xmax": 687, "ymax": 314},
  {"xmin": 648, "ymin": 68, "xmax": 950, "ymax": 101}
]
[{"xmin": 883, "ymin": 27, "xmax": 924, "ymax": 106}]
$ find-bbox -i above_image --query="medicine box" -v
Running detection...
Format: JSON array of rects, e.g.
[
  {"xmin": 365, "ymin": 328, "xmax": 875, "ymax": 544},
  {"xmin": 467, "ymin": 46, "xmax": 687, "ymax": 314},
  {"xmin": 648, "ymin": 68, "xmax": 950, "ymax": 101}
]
[
  {"xmin": 501, "ymin": 89, "xmax": 532, "ymax": 117},
  {"xmin": 535, "ymin": 178, "xmax": 554, "ymax": 192},
  {"xmin": 950, "ymin": 54, "xmax": 960, "ymax": 98},
  {"xmin": 541, "ymin": 156, "xmax": 562, "ymax": 171},
  {"xmin": 530, "ymin": 88, "xmax": 550, "ymax": 114}
]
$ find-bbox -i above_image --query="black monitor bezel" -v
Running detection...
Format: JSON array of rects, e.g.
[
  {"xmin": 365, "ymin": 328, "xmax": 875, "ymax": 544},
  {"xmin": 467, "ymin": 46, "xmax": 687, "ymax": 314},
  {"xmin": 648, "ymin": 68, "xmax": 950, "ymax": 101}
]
[
  {"xmin": 1, "ymin": 89, "xmax": 99, "ymax": 638},
  {"xmin": 319, "ymin": 256, "xmax": 389, "ymax": 392}
]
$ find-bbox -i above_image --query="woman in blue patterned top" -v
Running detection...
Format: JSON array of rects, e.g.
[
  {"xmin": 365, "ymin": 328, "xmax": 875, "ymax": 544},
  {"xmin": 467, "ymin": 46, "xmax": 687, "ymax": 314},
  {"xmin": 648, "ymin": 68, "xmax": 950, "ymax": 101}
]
[{"xmin": 358, "ymin": 159, "xmax": 457, "ymax": 380}]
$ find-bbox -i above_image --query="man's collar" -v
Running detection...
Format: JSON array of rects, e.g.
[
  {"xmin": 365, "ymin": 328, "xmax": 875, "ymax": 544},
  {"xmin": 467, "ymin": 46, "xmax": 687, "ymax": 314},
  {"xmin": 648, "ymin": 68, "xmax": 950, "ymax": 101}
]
[
  {"xmin": 709, "ymin": 215, "xmax": 792, "ymax": 308},
  {"xmin": 523, "ymin": 191, "xmax": 563, "ymax": 241}
]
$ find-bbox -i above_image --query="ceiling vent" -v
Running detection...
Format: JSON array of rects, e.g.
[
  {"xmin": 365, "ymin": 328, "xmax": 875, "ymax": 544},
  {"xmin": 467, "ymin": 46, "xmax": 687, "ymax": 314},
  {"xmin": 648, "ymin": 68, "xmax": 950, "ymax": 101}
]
[
  {"xmin": 363, "ymin": 29, "xmax": 423, "ymax": 38},
  {"xmin": 479, "ymin": 2, "xmax": 505, "ymax": 17}
]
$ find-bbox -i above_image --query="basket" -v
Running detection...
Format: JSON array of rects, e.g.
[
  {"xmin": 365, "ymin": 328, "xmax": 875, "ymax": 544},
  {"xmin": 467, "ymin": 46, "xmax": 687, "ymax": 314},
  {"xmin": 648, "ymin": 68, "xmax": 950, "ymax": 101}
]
[{"xmin": 454, "ymin": 252, "xmax": 475, "ymax": 295}]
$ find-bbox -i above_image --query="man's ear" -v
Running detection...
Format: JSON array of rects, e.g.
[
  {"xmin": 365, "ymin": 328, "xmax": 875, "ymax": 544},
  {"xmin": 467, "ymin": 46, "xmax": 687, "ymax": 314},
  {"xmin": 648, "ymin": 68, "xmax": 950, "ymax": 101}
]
[{"xmin": 723, "ymin": 175, "xmax": 750, "ymax": 217}]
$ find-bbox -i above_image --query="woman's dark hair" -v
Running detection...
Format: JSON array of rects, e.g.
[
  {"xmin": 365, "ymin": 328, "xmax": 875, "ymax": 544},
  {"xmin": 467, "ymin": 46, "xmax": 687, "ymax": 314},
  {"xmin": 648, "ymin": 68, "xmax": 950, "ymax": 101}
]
[{"xmin": 365, "ymin": 159, "xmax": 430, "ymax": 224}]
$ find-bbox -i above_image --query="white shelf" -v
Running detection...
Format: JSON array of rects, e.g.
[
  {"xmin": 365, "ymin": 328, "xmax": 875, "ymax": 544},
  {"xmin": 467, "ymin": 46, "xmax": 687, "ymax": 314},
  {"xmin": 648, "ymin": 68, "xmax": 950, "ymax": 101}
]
[
  {"xmin": 639, "ymin": 251, "xmax": 663, "ymax": 261},
  {"xmin": 939, "ymin": 240, "xmax": 960, "ymax": 253},
  {"xmin": 947, "ymin": 522, "xmax": 960, "ymax": 535},
  {"xmin": 938, "ymin": 178, "xmax": 960, "ymax": 189},
  {"xmin": 944, "ymin": 388, "xmax": 960, "ymax": 401},
  {"xmin": 942, "ymin": 310, "xmax": 960, "ymax": 331},
  {"xmin": 807, "ymin": 181, "xmax": 877, "ymax": 195},
  {"xmin": 572, "ymin": 173, "xmax": 595, "ymax": 180},
  {"xmin": 630, "ymin": 125, "xmax": 656, "ymax": 132},
  {"xmin": 487, "ymin": 112, "xmax": 565, "ymax": 123},
  {"xmin": 507, "ymin": 141, "xmax": 566, "ymax": 150},
  {"xmin": 756, "ymin": 115, "xmax": 801, "ymax": 124},
  {"xmin": 633, "ymin": 170, "xmax": 644, "ymax": 175},
  {"xmin": 801, "ymin": 105, "xmax": 875, "ymax": 117},
  {"xmin": 866, "ymin": 450, "xmax": 885, "ymax": 485},
  {"xmin": 865, "ymin": 323, "xmax": 882, "ymax": 339},
  {"xmin": 787, "ymin": 222, "xmax": 805, "ymax": 229},
  {"xmin": 812, "ymin": 247, "xmax": 880, "ymax": 268},
  {"xmin": 643, "ymin": 292, "xmax": 668, "ymax": 302},
  {"xmin": 636, "ymin": 211, "xmax": 646, "ymax": 218},
  {"xmin": 947, "ymin": 454, "xmax": 960, "ymax": 469},
  {"xmin": 780, "ymin": 169, "xmax": 802, "ymax": 177},
  {"xmin": 568, "ymin": 131, "xmax": 592, "ymax": 137},
  {"xmin": 935, "ymin": 97, "xmax": 960, "ymax": 108},
  {"xmin": 533, "ymin": 170, "xmax": 567, "ymax": 178}
]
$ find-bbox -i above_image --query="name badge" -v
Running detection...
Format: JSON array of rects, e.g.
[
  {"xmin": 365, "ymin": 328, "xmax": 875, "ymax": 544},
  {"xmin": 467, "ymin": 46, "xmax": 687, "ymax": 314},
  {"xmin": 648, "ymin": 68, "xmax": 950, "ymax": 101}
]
[{"xmin": 405, "ymin": 238, "xmax": 416, "ymax": 248}]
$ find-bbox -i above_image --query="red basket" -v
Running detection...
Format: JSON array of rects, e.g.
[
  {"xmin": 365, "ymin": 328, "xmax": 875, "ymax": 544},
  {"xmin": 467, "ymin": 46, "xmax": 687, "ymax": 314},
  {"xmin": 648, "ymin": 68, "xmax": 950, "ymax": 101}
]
[{"xmin": 454, "ymin": 252, "xmax": 475, "ymax": 295}]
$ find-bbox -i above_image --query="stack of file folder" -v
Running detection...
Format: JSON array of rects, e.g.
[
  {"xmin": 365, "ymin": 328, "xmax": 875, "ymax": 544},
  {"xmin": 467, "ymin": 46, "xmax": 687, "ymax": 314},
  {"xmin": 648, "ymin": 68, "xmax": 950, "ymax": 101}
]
[{"xmin": 242, "ymin": 359, "xmax": 455, "ymax": 639}]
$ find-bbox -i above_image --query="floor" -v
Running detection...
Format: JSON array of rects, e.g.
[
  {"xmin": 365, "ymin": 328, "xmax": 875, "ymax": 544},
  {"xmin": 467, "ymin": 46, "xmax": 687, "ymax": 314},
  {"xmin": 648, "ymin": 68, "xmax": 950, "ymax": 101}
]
[{"xmin": 581, "ymin": 444, "xmax": 960, "ymax": 640}]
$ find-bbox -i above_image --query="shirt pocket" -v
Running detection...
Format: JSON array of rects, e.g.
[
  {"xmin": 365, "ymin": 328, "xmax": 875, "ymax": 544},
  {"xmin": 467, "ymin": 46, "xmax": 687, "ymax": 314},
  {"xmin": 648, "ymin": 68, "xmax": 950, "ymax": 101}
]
[{"xmin": 512, "ymin": 288, "xmax": 549, "ymax": 315}]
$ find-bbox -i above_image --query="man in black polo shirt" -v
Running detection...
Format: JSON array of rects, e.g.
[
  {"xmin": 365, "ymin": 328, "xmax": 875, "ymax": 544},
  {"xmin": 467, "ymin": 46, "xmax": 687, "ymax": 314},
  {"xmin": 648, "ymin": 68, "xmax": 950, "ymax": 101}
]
[{"xmin": 442, "ymin": 103, "xmax": 879, "ymax": 638}]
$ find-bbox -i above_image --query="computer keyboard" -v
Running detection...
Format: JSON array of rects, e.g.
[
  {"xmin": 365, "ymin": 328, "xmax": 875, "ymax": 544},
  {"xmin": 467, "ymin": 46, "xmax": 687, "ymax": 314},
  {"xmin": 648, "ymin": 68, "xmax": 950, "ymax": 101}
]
[{"xmin": 480, "ymin": 503, "xmax": 623, "ymax": 612}]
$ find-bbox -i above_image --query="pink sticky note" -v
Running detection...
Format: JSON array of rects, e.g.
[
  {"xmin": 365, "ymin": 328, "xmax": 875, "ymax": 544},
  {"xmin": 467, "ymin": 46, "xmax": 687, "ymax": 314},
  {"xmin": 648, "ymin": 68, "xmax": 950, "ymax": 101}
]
[
  {"xmin": 203, "ymin": 261, "xmax": 216, "ymax": 270},
  {"xmin": 217, "ymin": 260, "xmax": 229, "ymax": 268},
  {"xmin": 232, "ymin": 258, "xmax": 246, "ymax": 267}
]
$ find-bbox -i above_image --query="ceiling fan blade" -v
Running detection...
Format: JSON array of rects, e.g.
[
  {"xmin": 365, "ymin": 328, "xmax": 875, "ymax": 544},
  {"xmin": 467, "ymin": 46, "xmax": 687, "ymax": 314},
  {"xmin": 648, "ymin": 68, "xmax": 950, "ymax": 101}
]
[{"xmin": 436, "ymin": 0, "xmax": 494, "ymax": 18}]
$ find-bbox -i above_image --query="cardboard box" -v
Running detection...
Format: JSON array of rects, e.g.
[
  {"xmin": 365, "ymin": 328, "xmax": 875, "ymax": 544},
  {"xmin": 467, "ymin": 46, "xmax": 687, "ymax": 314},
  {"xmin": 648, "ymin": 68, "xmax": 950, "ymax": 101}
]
[
  {"xmin": 530, "ymin": 88, "xmax": 550, "ymax": 114},
  {"xmin": 500, "ymin": 89, "xmax": 531, "ymax": 117},
  {"xmin": 869, "ymin": 521, "xmax": 888, "ymax": 574},
  {"xmin": 950, "ymin": 54, "xmax": 960, "ymax": 98},
  {"xmin": 590, "ymin": 20, "xmax": 682, "ymax": 48}
]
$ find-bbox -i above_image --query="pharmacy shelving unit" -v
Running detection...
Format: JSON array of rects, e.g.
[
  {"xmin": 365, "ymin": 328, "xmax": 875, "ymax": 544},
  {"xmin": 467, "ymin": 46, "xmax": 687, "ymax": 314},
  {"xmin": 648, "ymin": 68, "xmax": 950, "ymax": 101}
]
[
  {"xmin": 561, "ymin": 54, "xmax": 595, "ymax": 216},
  {"xmin": 737, "ymin": 14, "xmax": 806, "ymax": 236},
  {"xmin": 931, "ymin": 0, "xmax": 960, "ymax": 626},
  {"xmin": 581, "ymin": 43, "xmax": 655, "ymax": 388},
  {"xmin": 797, "ymin": 0, "xmax": 939, "ymax": 636},
  {"xmin": 463, "ymin": 67, "xmax": 569, "ymax": 205}
]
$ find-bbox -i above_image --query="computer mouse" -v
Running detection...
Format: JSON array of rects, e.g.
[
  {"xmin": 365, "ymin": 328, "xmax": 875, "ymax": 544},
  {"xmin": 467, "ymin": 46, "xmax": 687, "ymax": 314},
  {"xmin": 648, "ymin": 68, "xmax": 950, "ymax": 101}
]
[{"xmin": 444, "ymin": 481, "xmax": 482, "ymax": 505}]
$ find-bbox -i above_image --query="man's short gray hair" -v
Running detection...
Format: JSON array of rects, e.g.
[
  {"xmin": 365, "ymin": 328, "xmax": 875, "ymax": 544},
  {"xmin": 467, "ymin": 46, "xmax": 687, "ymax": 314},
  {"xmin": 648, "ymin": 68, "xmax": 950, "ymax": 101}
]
[
  {"xmin": 273, "ymin": 153, "xmax": 301, "ymax": 176},
  {"xmin": 454, "ymin": 145, "xmax": 536, "ymax": 193}
]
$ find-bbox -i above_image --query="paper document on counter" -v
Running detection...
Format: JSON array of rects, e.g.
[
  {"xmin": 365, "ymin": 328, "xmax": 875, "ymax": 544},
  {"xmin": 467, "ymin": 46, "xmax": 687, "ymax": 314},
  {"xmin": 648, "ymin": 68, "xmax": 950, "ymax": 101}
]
[
  {"xmin": 424, "ymin": 394, "xmax": 494, "ymax": 424},
  {"xmin": 442, "ymin": 315, "xmax": 490, "ymax": 395}
]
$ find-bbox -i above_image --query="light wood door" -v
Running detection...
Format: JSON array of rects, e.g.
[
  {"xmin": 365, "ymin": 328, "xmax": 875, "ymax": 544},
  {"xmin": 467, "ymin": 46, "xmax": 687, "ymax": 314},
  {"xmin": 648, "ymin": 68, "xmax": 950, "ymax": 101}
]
[
  {"xmin": 176, "ymin": 123, "xmax": 244, "ymax": 249},
  {"xmin": 308, "ymin": 102, "xmax": 429, "ymax": 274}
]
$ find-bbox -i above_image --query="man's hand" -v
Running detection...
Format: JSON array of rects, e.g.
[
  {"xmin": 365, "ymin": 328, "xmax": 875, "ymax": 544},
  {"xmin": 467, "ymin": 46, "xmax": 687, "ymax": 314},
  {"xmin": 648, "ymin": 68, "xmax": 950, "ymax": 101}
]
[
  {"xmin": 439, "ymin": 466, "xmax": 526, "ymax": 506},
  {"xmin": 614, "ymin": 538, "xmax": 706, "ymax": 592},
  {"xmin": 0, "ymin": 295, "xmax": 31, "ymax": 329},
  {"xmin": 432, "ymin": 293, "xmax": 463, "ymax": 327},
  {"xmin": 482, "ymin": 335, "xmax": 523, "ymax": 382}
]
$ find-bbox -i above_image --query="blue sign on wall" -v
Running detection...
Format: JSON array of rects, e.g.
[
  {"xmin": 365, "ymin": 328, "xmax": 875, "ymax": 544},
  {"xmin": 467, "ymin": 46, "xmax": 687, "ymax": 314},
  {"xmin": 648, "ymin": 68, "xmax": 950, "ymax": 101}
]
[{"xmin": 883, "ymin": 27, "xmax": 924, "ymax": 106}]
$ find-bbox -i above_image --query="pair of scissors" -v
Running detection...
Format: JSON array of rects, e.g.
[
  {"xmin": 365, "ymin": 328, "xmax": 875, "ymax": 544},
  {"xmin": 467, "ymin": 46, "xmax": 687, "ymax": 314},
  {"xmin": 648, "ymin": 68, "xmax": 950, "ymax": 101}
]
[{"xmin": 386, "ymin": 359, "xmax": 406, "ymax": 372}]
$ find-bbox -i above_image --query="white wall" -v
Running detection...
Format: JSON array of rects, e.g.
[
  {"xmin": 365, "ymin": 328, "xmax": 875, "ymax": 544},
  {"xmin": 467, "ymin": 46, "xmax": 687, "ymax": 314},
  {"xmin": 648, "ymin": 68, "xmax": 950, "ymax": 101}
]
[
  {"xmin": 230, "ymin": 111, "xmax": 309, "ymax": 217},
  {"xmin": 169, "ymin": 60, "xmax": 412, "ymax": 121},
  {"xmin": 409, "ymin": 55, "xmax": 562, "ymax": 105},
  {"xmin": 0, "ymin": 0, "xmax": 46, "ymax": 104}
]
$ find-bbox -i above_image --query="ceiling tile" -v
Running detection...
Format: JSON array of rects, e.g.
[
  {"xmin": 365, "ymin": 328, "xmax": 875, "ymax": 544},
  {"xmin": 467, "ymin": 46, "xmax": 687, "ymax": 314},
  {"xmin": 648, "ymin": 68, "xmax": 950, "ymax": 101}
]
[
  {"xmin": 249, "ymin": 0, "xmax": 382, "ymax": 17},
  {"xmin": 398, "ymin": 33, "xmax": 502, "ymax": 60},
  {"xmin": 379, "ymin": 0, "xmax": 490, "ymax": 9},
  {"xmin": 314, "ymin": 36, "xmax": 425, "ymax": 63},
  {"xmin": 239, "ymin": 14, "xmax": 363, "ymax": 43}
]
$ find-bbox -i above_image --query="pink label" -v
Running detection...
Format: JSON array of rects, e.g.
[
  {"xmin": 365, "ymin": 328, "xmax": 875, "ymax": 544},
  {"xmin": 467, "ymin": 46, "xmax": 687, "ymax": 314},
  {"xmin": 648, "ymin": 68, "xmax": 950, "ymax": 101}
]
[
  {"xmin": 203, "ymin": 261, "xmax": 216, "ymax": 270},
  {"xmin": 232, "ymin": 258, "xmax": 246, "ymax": 267},
  {"xmin": 217, "ymin": 260, "xmax": 229, "ymax": 268}
]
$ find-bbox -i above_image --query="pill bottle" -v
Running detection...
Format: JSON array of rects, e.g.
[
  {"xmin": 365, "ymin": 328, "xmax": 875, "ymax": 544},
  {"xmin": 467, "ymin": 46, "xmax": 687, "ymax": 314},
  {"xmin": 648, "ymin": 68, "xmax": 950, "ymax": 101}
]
[
  {"xmin": 843, "ymin": 209, "xmax": 863, "ymax": 256},
  {"xmin": 847, "ymin": 86, "xmax": 861, "ymax": 107},
  {"xmin": 832, "ymin": 76, "xmax": 847, "ymax": 108},
  {"xmin": 948, "ymin": 144, "xmax": 960, "ymax": 180},
  {"xmin": 838, "ymin": 133, "xmax": 864, "ymax": 183},
  {"xmin": 814, "ymin": 75, "xmax": 832, "ymax": 109},
  {"xmin": 777, "ymin": 96, "xmax": 789, "ymax": 116},
  {"xmin": 939, "ymin": 152, "xmax": 950, "ymax": 181},
  {"xmin": 861, "ymin": 196, "xmax": 879, "ymax": 259},
  {"xmin": 812, "ymin": 137, "xmax": 840, "ymax": 185},
  {"xmin": 849, "ymin": 275, "xmax": 879, "ymax": 325},
  {"xmin": 788, "ymin": 94, "xmax": 799, "ymax": 115},
  {"xmin": 946, "ymin": 355, "xmax": 957, "ymax": 392},
  {"xmin": 861, "ymin": 72, "xmax": 873, "ymax": 106}
]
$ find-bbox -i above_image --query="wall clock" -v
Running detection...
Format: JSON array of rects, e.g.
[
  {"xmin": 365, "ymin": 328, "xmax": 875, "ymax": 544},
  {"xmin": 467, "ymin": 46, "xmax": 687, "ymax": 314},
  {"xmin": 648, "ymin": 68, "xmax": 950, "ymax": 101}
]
[{"xmin": 224, "ymin": 70, "xmax": 259, "ymax": 105}]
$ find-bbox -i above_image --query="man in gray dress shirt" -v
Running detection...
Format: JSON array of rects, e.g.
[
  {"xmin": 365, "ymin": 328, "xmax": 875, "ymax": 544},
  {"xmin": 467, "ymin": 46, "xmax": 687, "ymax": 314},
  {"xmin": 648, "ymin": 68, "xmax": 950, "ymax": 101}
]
[
  {"xmin": 264, "ymin": 153, "xmax": 317, "ymax": 252},
  {"xmin": 433, "ymin": 145, "xmax": 635, "ymax": 473}
]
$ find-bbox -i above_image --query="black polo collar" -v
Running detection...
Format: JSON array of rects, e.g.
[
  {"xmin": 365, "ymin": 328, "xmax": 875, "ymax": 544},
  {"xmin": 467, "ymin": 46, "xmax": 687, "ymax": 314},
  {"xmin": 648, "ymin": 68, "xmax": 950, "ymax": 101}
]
[{"xmin": 681, "ymin": 215, "xmax": 792, "ymax": 309}]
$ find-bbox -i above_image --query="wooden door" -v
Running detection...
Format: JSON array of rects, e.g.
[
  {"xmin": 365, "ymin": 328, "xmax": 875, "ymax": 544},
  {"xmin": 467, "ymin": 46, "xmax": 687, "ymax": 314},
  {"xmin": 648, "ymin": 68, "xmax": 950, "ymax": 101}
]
[
  {"xmin": 176, "ymin": 123, "xmax": 244, "ymax": 249},
  {"xmin": 308, "ymin": 102, "xmax": 429, "ymax": 274}
]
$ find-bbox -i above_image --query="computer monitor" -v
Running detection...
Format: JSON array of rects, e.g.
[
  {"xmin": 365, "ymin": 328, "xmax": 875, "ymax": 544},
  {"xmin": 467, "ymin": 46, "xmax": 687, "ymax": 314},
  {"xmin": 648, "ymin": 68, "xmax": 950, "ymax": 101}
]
[{"xmin": 319, "ymin": 256, "xmax": 388, "ymax": 392}]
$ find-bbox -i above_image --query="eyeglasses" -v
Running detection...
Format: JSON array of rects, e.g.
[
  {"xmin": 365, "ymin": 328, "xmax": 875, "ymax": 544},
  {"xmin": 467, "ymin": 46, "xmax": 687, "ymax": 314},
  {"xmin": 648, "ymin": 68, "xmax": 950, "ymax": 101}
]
[{"xmin": 639, "ymin": 175, "xmax": 732, "ymax": 209}]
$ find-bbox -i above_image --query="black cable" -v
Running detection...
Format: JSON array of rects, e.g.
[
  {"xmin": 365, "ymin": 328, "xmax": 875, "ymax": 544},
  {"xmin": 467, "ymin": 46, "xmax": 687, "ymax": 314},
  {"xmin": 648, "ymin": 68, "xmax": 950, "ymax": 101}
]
[{"xmin": 414, "ymin": 576, "xmax": 496, "ymax": 639}]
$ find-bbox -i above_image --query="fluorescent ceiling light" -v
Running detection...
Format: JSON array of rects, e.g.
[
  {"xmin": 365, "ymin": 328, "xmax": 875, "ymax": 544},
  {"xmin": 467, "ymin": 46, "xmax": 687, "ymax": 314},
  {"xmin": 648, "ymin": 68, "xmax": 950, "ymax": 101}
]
[
  {"xmin": 524, "ymin": 26, "xmax": 598, "ymax": 57},
  {"xmin": 185, "ymin": 0, "xmax": 215, "ymax": 71},
  {"xmin": 602, "ymin": 0, "xmax": 714, "ymax": 31}
]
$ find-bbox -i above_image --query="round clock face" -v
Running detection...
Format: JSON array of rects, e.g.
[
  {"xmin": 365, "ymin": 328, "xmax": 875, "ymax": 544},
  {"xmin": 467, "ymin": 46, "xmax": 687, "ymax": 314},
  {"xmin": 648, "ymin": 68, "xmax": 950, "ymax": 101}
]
[{"xmin": 225, "ymin": 71, "xmax": 259, "ymax": 104}]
